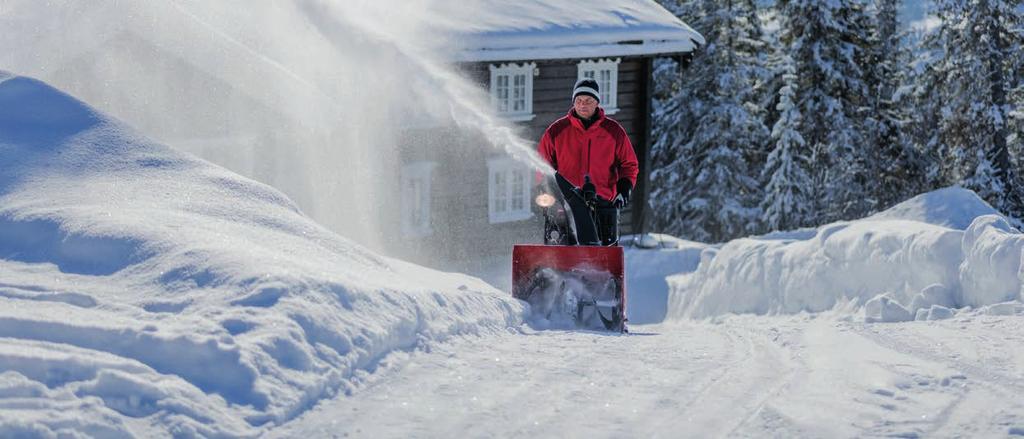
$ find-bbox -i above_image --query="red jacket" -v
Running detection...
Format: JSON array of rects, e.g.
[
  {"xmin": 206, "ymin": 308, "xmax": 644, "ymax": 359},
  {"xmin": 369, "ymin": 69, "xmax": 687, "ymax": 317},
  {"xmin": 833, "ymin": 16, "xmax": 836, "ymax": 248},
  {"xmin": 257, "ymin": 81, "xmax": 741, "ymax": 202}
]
[{"xmin": 538, "ymin": 107, "xmax": 639, "ymax": 201}]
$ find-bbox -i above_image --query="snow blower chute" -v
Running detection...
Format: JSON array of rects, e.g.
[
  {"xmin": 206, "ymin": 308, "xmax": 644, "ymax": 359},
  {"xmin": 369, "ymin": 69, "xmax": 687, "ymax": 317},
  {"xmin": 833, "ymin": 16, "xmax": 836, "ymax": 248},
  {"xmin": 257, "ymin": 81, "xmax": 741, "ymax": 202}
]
[{"xmin": 512, "ymin": 173, "xmax": 627, "ymax": 332}]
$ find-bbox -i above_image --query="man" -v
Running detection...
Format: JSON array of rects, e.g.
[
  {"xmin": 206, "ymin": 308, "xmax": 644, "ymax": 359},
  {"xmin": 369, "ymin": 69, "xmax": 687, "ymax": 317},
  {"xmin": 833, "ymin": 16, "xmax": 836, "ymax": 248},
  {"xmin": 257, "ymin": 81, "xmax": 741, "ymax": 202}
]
[{"xmin": 537, "ymin": 78, "xmax": 639, "ymax": 245}]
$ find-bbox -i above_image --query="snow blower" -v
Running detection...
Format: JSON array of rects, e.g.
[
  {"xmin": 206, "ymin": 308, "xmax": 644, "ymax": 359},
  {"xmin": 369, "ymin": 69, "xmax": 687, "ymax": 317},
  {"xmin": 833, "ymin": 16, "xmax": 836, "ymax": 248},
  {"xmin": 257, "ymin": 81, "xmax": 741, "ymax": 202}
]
[{"xmin": 512, "ymin": 173, "xmax": 627, "ymax": 332}]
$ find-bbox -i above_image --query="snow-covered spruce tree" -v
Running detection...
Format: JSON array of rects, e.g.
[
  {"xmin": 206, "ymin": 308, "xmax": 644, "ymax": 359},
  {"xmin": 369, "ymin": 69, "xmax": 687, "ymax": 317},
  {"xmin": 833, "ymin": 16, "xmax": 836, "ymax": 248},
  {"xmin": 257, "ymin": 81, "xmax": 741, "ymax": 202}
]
[
  {"xmin": 650, "ymin": 0, "xmax": 700, "ymax": 236},
  {"xmin": 650, "ymin": 0, "xmax": 698, "ymax": 208},
  {"xmin": 736, "ymin": 5, "xmax": 773, "ymax": 182},
  {"xmin": 1008, "ymin": 23, "xmax": 1024, "ymax": 202},
  {"xmin": 964, "ymin": 148, "xmax": 1007, "ymax": 207},
  {"xmin": 777, "ymin": 0, "xmax": 876, "ymax": 224},
  {"xmin": 903, "ymin": 27, "xmax": 950, "ymax": 190},
  {"xmin": 864, "ymin": 0, "xmax": 929, "ymax": 209},
  {"xmin": 651, "ymin": 0, "xmax": 769, "ymax": 242},
  {"xmin": 1011, "ymin": 83, "xmax": 1024, "ymax": 184},
  {"xmin": 920, "ymin": 0, "xmax": 1024, "ymax": 218},
  {"xmin": 761, "ymin": 57, "xmax": 813, "ymax": 231}
]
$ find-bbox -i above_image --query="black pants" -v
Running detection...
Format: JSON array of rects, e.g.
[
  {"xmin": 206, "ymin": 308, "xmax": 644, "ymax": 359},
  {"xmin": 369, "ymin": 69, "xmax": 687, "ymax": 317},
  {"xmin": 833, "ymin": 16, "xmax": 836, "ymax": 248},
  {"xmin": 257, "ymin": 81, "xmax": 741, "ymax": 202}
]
[
  {"xmin": 595, "ymin": 204, "xmax": 619, "ymax": 246},
  {"xmin": 567, "ymin": 196, "xmax": 619, "ymax": 246}
]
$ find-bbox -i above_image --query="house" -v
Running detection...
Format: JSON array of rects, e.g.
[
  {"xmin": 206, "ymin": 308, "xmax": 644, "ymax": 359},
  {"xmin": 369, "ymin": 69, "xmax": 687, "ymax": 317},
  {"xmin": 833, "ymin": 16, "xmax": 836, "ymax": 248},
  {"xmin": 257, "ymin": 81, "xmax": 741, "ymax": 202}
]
[{"xmin": 392, "ymin": 0, "xmax": 704, "ymax": 285}]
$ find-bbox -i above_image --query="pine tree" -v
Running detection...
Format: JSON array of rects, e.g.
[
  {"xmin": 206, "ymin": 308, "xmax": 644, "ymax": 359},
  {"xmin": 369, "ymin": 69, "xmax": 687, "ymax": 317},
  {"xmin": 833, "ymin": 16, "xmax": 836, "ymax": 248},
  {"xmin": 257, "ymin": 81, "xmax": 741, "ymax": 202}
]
[
  {"xmin": 922, "ymin": 0, "xmax": 1024, "ymax": 218},
  {"xmin": 777, "ymin": 0, "xmax": 876, "ymax": 224},
  {"xmin": 964, "ymin": 149, "xmax": 1007, "ymax": 205},
  {"xmin": 904, "ymin": 27, "xmax": 950, "ymax": 190},
  {"xmin": 650, "ymin": 1, "xmax": 701, "ymax": 236},
  {"xmin": 761, "ymin": 57, "xmax": 813, "ymax": 231},
  {"xmin": 864, "ymin": 0, "xmax": 929, "ymax": 209},
  {"xmin": 1011, "ymin": 83, "xmax": 1024, "ymax": 185},
  {"xmin": 1007, "ymin": 15, "xmax": 1024, "ymax": 204},
  {"xmin": 651, "ymin": 0, "xmax": 769, "ymax": 242}
]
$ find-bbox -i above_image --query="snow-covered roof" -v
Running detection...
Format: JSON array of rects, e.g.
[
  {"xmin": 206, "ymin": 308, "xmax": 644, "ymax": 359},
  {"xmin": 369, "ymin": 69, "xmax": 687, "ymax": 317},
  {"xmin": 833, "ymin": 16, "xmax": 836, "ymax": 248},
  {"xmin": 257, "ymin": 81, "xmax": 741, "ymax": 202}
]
[{"xmin": 431, "ymin": 0, "xmax": 705, "ymax": 62}]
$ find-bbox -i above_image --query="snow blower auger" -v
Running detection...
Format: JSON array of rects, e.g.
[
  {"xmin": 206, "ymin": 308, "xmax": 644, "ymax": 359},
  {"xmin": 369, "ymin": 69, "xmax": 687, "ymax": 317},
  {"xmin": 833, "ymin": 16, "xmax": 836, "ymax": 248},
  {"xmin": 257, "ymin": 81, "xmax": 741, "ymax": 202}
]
[{"xmin": 512, "ymin": 173, "xmax": 627, "ymax": 333}]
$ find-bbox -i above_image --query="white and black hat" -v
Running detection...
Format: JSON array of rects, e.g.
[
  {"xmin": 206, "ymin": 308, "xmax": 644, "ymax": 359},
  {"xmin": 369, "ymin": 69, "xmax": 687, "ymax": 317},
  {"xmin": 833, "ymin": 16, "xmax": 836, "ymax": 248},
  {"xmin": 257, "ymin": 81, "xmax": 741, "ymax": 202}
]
[{"xmin": 572, "ymin": 78, "xmax": 600, "ymax": 103}]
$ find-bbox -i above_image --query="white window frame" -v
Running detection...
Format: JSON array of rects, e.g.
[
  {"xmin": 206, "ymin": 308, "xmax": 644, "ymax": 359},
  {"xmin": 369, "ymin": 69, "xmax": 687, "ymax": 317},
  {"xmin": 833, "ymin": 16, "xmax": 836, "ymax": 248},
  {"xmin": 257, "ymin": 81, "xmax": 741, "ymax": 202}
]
[
  {"xmin": 489, "ymin": 62, "xmax": 537, "ymax": 122},
  {"xmin": 401, "ymin": 161, "xmax": 436, "ymax": 237},
  {"xmin": 577, "ymin": 58, "xmax": 620, "ymax": 115},
  {"xmin": 487, "ymin": 157, "xmax": 532, "ymax": 224}
]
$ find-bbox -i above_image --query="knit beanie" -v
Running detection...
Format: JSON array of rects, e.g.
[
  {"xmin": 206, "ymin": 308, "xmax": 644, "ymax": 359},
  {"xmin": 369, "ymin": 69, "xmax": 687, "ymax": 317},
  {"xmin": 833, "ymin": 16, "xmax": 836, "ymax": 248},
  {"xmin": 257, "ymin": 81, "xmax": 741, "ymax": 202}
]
[{"xmin": 572, "ymin": 78, "xmax": 600, "ymax": 103}]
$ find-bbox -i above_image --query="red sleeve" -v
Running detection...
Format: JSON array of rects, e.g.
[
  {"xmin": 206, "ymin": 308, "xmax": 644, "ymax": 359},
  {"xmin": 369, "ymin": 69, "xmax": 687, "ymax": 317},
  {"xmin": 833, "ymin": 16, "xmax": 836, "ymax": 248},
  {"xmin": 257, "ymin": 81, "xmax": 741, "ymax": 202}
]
[
  {"xmin": 617, "ymin": 133, "xmax": 639, "ymax": 187},
  {"xmin": 538, "ymin": 130, "xmax": 556, "ymax": 167}
]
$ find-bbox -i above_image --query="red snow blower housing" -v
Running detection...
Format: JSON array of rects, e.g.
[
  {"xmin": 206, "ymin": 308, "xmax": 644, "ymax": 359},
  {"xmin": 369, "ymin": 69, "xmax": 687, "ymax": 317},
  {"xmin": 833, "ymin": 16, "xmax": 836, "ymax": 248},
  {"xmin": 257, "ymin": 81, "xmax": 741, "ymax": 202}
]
[{"xmin": 512, "ymin": 173, "xmax": 627, "ymax": 332}]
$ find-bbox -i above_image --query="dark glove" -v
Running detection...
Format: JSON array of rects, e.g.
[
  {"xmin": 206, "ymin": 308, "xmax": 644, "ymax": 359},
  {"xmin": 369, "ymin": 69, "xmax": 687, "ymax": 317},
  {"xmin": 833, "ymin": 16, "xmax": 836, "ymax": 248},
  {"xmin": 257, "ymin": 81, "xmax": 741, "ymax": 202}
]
[
  {"xmin": 582, "ymin": 175, "xmax": 597, "ymax": 203},
  {"xmin": 613, "ymin": 178, "xmax": 632, "ymax": 208}
]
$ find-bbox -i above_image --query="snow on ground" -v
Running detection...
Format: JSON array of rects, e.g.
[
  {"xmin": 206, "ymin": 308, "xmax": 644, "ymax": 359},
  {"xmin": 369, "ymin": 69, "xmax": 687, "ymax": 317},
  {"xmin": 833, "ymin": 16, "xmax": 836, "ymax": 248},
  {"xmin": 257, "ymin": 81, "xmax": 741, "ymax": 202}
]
[
  {"xmin": 0, "ymin": 73, "xmax": 522, "ymax": 436},
  {"xmin": 272, "ymin": 187, "xmax": 1024, "ymax": 437},
  {"xmin": 667, "ymin": 187, "xmax": 1024, "ymax": 321},
  {"xmin": 275, "ymin": 314, "xmax": 1024, "ymax": 438}
]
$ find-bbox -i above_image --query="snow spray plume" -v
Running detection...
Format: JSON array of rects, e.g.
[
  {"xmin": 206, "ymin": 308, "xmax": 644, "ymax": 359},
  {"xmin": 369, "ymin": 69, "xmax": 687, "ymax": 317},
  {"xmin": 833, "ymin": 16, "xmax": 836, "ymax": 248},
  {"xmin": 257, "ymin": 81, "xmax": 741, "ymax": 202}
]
[{"xmin": 0, "ymin": 0, "xmax": 552, "ymax": 258}]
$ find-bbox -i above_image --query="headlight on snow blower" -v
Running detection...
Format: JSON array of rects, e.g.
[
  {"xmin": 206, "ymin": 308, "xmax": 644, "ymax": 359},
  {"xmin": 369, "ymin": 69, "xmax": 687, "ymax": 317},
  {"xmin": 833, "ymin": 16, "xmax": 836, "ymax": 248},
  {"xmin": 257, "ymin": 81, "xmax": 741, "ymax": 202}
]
[{"xmin": 535, "ymin": 193, "xmax": 556, "ymax": 208}]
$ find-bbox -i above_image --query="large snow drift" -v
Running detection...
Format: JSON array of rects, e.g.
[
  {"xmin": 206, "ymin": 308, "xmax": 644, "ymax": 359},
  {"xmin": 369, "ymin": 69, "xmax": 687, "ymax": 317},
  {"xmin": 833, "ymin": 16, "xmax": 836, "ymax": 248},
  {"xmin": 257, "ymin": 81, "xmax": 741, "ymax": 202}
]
[
  {"xmin": 666, "ymin": 187, "xmax": 1024, "ymax": 320},
  {"xmin": 0, "ymin": 73, "xmax": 522, "ymax": 436}
]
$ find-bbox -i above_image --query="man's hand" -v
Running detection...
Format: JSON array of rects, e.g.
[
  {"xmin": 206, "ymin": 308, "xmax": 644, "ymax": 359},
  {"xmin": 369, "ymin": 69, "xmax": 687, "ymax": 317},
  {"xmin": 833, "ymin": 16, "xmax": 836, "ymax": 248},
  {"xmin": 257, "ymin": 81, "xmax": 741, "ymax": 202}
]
[{"xmin": 613, "ymin": 178, "xmax": 632, "ymax": 208}]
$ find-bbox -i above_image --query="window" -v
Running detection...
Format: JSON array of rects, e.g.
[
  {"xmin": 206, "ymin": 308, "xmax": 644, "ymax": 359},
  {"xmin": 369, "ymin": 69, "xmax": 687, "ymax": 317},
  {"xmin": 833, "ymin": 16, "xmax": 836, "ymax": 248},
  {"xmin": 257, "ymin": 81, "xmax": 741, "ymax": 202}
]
[
  {"xmin": 577, "ymin": 58, "xmax": 620, "ymax": 114},
  {"xmin": 487, "ymin": 157, "xmax": 532, "ymax": 223},
  {"xmin": 401, "ymin": 162, "xmax": 435, "ymax": 236},
  {"xmin": 489, "ymin": 62, "xmax": 536, "ymax": 121}
]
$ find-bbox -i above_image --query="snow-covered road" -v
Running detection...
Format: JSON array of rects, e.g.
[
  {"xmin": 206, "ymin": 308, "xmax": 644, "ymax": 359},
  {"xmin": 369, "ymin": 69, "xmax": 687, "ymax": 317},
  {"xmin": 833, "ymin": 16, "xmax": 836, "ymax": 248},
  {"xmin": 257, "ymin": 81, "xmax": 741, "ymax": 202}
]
[{"xmin": 274, "ymin": 315, "xmax": 1024, "ymax": 438}]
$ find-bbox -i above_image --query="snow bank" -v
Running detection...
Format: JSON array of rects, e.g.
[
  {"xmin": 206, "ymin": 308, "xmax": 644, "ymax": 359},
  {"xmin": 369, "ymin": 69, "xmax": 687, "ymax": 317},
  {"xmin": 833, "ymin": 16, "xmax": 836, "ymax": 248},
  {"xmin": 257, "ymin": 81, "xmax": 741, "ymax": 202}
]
[
  {"xmin": 0, "ymin": 73, "xmax": 523, "ymax": 436},
  {"xmin": 621, "ymin": 234, "xmax": 707, "ymax": 324},
  {"xmin": 666, "ymin": 188, "xmax": 1024, "ymax": 320},
  {"xmin": 959, "ymin": 215, "xmax": 1024, "ymax": 307}
]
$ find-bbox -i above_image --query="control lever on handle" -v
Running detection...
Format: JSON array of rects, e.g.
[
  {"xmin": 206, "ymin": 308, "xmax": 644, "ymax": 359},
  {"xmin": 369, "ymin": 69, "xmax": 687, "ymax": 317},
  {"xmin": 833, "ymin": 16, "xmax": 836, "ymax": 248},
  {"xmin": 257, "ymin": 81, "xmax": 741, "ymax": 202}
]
[{"xmin": 582, "ymin": 175, "xmax": 597, "ymax": 204}]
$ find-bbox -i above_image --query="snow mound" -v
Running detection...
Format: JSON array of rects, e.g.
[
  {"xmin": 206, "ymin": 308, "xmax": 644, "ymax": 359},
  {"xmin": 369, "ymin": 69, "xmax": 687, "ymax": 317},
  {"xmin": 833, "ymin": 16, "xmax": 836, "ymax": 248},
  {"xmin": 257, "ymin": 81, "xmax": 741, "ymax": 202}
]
[
  {"xmin": 866, "ymin": 186, "xmax": 1002, "ymax": 230},
  {"xmin": 666, "ymin": 187, "xmax": 1023, "ymax": 320},
  {"xmin": 0, "ymin": 73, "xmax": 523, "ymax": 436},
  {"xmin": 959, "ymin": 215, "xmax": 1024, "ymax": 306}
]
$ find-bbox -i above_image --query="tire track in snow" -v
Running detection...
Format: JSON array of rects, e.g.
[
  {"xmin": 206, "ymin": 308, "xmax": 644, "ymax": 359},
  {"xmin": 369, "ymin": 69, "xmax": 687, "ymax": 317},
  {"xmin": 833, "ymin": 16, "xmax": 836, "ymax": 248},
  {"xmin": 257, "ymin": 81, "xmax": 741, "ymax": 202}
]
[
  {"xmin": 274, "ymin": 323, "xmax": 747, "ymax": 438},
  {"xmin": 640, "ymin": 325, "xmax": 748, "ymax": 436},
  {"xmin": 853, "ymin": 323, "xmax": 1024, "ymax": 393},
  {"xmin": 850, "ymin": 321, "xmax": 1024, "ymax": 436},
  {"xmin": 722, "ymin": 326, "xmax": 800, "ymax": 437},
  {"xmin": 653, "ymin": 323, "xmax": 798, "ymax": 437}
]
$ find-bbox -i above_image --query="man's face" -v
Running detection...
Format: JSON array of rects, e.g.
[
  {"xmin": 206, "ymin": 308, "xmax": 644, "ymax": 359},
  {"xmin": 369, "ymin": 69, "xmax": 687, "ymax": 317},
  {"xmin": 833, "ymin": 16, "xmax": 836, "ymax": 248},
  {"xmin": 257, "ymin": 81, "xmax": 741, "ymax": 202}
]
[{"xmin": 573, "ymin": 95, "xmax": 598, "ymax": 119}]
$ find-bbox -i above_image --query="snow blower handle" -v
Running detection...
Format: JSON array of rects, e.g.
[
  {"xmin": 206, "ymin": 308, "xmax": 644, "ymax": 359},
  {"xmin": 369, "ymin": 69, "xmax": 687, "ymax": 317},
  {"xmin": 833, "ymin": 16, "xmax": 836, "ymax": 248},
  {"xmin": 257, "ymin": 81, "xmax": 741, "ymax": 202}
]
[{"xmin": 582, "ymin": 175, "xmax": 597, "ymax": 204}]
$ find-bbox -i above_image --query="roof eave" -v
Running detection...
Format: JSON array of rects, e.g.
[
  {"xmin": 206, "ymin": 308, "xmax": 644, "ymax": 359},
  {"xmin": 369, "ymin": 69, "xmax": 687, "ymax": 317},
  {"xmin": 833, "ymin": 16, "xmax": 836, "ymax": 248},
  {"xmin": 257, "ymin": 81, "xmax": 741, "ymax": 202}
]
[{"xmin": 452, "ymin": 38, "xmax": 702, "ymax": 63}]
